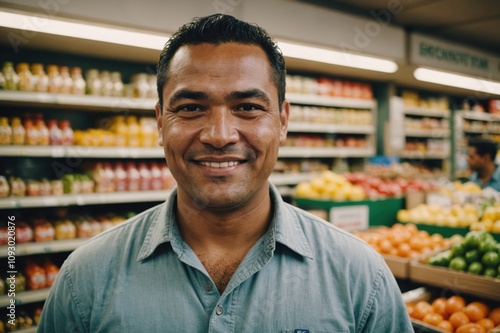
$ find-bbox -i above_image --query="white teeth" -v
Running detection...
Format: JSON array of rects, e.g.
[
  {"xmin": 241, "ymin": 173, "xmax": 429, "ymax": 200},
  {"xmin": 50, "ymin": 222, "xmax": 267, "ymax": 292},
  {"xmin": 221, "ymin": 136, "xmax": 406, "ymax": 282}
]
[{"xmin": 200, "ymin": 161, "xmax": 240, "ymax": 168}]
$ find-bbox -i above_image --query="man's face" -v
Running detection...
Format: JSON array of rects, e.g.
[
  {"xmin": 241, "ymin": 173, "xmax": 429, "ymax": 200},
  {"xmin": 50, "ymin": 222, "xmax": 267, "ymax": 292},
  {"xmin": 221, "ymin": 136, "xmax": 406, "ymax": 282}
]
[
  {"xmin": 467, "ymin": 146, "xmax": 485, "ymax": 171},
  {"xmin": 156, "ymin": 42, "xmax": 289, "ymax": 210}
]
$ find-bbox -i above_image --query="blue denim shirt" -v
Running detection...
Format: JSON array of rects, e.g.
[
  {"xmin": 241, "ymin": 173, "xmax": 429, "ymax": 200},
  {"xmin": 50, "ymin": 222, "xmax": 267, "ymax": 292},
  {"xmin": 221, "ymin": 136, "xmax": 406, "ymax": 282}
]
[
  {"xmin": 38, "ymin": 184, "xmax": 412, "ymax": 333},
  {"xmin": 470, "ymin": 164, "xmax": 500, "ymax": 191}
]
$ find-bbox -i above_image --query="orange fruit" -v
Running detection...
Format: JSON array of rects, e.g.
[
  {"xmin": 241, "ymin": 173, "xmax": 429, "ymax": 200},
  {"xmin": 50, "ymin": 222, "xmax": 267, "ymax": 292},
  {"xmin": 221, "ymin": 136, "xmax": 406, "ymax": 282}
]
[
  {"xmin": 397, "ymin": 243, "xmax": 411, "ymax": 257},
  {"xmin": 476, "ymin": 318, "xmax": 494, "ymax": 332},
  {"xmin": 446, "ymin": 296, "xmax": 466, "ymax": 316},
  {"xmin": 379, "ymin": 239, "xmax": 392, "ymax": 254},
  {"xmin": 431, "ymin": 297, "xmax": 448, "ymax": 317},
  {"xmin": 436, "ymin": 320, "xmax": 453, "ymax": 332},
  {"xmin": 455, "ymin": 323, "xmax": 485, "ymax": 333},
  {"xmin": 423, "ymin": 312, "xmax": 444, "ymax": 326},
  {"xmin": 488, "ymin": 307, "xmax": 500, "ymax": 326},
  {"xmin": 404, "ymin": 223, "xmax": 418, "ymax": 234},
  {"xmin": 449, "ymin": 311, "xmax": 470, "ymax": 329},
  {"xmin": 469, "ymin": 302, "xmax": 490, "ymax": 318},
  {"xmin": 464, "ymin": 303, "xmax": 487, "ymax": 322},
  {"xmin": 413, "ymin": 301, "xmax": 433, "ymax": 320},
  {"xmin": 406, "ymin": 303, "xmax": 415, "ymax": 317}
]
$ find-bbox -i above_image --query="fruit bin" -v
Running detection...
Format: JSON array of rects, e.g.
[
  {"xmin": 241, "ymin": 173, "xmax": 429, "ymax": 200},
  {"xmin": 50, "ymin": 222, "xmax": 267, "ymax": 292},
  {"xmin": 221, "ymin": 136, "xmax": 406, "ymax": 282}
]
[
  {"xmin": 410, "ymin": 260, "xmax": 500, "ymax": 302},
  {"xmin": 294, "ymin": 196, "xmax": 404, "ymax": 229},
  {"xmin": 402, "ymin": 287, "xmax": 500, "ymax": 333}
]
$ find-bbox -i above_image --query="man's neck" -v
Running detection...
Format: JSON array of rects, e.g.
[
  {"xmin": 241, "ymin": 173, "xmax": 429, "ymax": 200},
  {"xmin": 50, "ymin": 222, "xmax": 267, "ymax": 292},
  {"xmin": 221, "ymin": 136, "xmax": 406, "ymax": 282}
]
[{"xmin": 478, "ymin": 162, "xmax": 496, "ymax": 184}]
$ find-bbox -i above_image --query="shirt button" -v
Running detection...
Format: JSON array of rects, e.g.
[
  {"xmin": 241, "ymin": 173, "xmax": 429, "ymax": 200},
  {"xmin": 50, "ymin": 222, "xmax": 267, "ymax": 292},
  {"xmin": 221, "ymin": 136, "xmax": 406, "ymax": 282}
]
[
  {"xmin": 204, "ymin": 283, "xmax": 212, "ymax": 292},
  {"xmin": 216, "ymin": 306, "xmax": 223, "ymax": 315}
]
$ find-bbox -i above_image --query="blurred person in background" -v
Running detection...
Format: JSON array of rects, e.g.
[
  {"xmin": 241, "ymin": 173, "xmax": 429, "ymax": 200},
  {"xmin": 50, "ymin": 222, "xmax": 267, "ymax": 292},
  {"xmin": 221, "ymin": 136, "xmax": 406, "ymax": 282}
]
[{"xmin": 467, "ymin": 137, "xmax": 500, "ymax": 191}]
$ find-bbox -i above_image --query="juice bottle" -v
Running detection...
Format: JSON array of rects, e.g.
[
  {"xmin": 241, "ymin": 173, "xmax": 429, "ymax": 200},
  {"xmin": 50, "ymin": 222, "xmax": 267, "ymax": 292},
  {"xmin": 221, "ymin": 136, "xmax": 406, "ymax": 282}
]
[
  {"xmin": 113, "ymin": 116, "xmax": 127, "ymax": 146},
  {"xmin": 110, "ymin": 71, "xmax": 123, "ymax": 97},
  {"xmin": 126, "ymin": 162, "xmax": 140, "ymax": 191},
  {"xmin": 100, "ymin": 70, "xmax": 112, "ymax": 96},
  {"xmin": 60, "ymin": 120, "xmax": 74, "ymax": 145},
  {"xmin": 138, "ymin": 162, "xmax": 151, "ymax": 191},
  {"xmin": 48, "ymin": 119, "xmax": 63, "ymax": 145},
  {"xmin": 11, "ymin": 117, "xmax": 25, "ymax": 145},
  {"xmin": 36, "ymin": 118, "xmax": 50, "ymax": 145},
  {"xmin": 0, "ymin": 117, "xmax": 12, "ymax": 145},
  {"xmin": 46, "ymin": 64, "xmax": 62, "ymax": 93},
  {"xmin": 126, "ymin": 115, "xmax": 140, "ymax": 147},
  {"xmin": 139, "ymin": 117, "xmax": 155, "ymax": 147},
  {"xmin": 24, "ymin": 119, "xmax": 39, "ymax": 145},
  {"xmin": 114, "ymin": 161, "xmax": 127, "ymax": 192},
  {"xmin": 31, "ymin": 63, "xmax": 49, "ymax": 92},
  {"xmin": 16, "ymin": 62, "xmax": 34, "ymax": 92},
  {"xmin": 70, "ymin": 67, "xmax": 86, "ymax": 95},
  {"xmin": 103, "ymin": 162, "xmax": 116, "ymax": 192},
  {"xmin": 59, "ymin": 66, "xmax": 73, "ymax": 94},
  {"xmin": 150, "ymin": 162, "xmax": 163, "ymax": 190},
  {"xmin": 2, "ymin": 62, "xmax": 19, "ymax": 90},
  {"xmin": 24, "ymin": 260, "xmax": 46, "ymax": 290},
  {"xmin": 85, "ymin": 69, "xmax": 101, "ymax": 96}
]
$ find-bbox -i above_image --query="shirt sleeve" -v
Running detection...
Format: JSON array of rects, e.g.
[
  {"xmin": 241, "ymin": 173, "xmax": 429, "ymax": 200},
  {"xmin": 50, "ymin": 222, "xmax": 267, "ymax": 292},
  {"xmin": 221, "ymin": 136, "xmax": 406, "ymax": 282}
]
[
  {"xmin": 358, "ymin": 257, "xmax": 414, "ymax": 333},
  {"xmin": 37, "ymin": 260, "xmax": 88, "ymax": 333}
]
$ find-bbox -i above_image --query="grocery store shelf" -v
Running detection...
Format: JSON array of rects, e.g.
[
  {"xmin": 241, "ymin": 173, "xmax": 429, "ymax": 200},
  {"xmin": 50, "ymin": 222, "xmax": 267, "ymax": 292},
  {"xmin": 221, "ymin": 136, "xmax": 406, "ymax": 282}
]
[
  {"xmin": 278, "ymin": 146, "xmax": 375, "ymax": 158},
  {"xmin": 403, "ymin": 107, "xmax": 450, "ymax": 118},
  {"xmin": 461, "ymin": 110, "xmax": 500, "ymax": 121},
  {"xmin": 0, "ymin": 190, "xmax": 172, "ymax": 209},
  {"xmin": 286, "ymin": 93, "xmax": 375, "ymax": 109},
  {"xmin": 404, "ymin": 128, "xmax": 450, "ymax": 138},
  {"xmin": 0, "ymin": 289, "xmax": 50, "ymax": 307},
  {"xmin": 0, "ymin": 91, "xmax": 157, "ymax": 111},
  {"xmin": 15, "ymin": 328, "xmax": 38, "ymax": 333},
  {"xmin": 287, "ymin": 122, "xmax": 374, "ymax": 134},
  {"xmin": 400, "ymin": 151, "xmax": 449, "ymax": 159},
  {"xmin": 0, "ymin": 238, "xmax": 89, "ymax": 257},
  {"xmin": 269, "ymin": 172, "xmax": 319, "ymax": 185},
  {"xmin": 0, "ymin": 145, "xmax": 164, "ymax": 158}
]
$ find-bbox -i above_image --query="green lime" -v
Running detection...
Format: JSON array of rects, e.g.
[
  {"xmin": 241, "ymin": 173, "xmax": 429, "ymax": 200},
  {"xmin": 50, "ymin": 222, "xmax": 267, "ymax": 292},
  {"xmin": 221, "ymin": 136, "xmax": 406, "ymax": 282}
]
[
  {"xmin": 428, "ymin": 250, "xmax": 452, "ymax": 267},
  {"xmin": 465, "ymin": 249, "xmax": 479, "ymax": 263},
  {"xmin": 452, "ymin": 242, "xmax": 466, "ymax": 257},
  {"xmin": 464, "ymin": 231, "xmax": 482, "ymax": 249},
  {"xmin": 467, "ymin": 261, "xmax": 483, "ymax": 275},
  {"xmin": 484, "ymin": 267, "xmax": 497, "ymax": 278},
  {"xmin": 449, "ymin": 257, "xmax": 467, "ymax": 271},
  {"xmin": 479, "ymin": 238, "xmax": 497, "ymax": 253},
  {"xmin": 482, "ymin": 251, "xmax": 500, "ymax": 268}
]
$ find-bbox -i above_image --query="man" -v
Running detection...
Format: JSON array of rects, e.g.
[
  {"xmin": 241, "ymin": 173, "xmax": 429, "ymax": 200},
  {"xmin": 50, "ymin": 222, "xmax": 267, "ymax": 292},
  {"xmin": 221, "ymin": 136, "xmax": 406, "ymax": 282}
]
[
  {"xmin": 467, "ymin": 137, "xmax": 500, "ymax": 191},
  {"xmin": 38, "ymin": 14, "xmax": 412, "ymax": 332}
]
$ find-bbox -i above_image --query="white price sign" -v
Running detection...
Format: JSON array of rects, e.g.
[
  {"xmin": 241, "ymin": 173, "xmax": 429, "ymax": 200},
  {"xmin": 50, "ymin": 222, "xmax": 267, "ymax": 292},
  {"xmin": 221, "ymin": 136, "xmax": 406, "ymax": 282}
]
[
  {"xmin": 426, "ymin": 192, "xmax": 451, "ymax": 207},
  {"xmin": 329, "ymin": 205, "xmax": 369, "ymax": 232}
]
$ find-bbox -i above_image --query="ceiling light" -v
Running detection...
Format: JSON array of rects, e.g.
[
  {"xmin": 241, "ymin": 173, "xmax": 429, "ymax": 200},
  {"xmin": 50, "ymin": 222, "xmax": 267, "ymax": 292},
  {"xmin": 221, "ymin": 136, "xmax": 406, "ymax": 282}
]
[
  {"xmin": 0, "ymin": 10, "xmax": 168, "ymax": 50},
  {"xmin": 278, "ymin": 40, "xmax": 398, "ymax": 73},
  {"xmin": 414, "ymin": 67, "xmax": 500, "ymax": 96}
]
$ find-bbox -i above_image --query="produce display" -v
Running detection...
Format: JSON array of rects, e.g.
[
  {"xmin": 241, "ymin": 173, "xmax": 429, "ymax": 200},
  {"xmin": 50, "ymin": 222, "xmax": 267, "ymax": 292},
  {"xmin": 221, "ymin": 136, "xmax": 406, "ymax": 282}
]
[
  {"xmin": 294, "ymin": 171, "xmax": 434, "ymax": 201},
  {"xmin": 353, "ymin": 223, "xmax": 454, "ymax": 258},
  {"xmin": 426, "ymin": 231, "xmax": 500, "ymax": 279},
  {"xmin": 397, "ymin": 203, "xmax": 479, "ymax": 228},
  {"xmin": 406, "ymin": 295, "xmax": 500, "ymax": 332},
  {"xmin": 284, "ymin": 134, "xmax": 368, "ymax": 149}
]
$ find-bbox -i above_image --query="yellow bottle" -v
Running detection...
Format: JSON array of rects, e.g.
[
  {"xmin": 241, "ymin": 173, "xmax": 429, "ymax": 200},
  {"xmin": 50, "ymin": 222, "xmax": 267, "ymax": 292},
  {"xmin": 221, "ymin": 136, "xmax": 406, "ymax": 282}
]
[
  {"xmin": 0, "ymin": 117, "xmax": 12, "ymax": 145},
  {"xmin": 113, "ymin": 116, "xmax": 127, "ymax": 147},
  {"xmin": 11, "ymin": 117, "xmax": 25, "ymax": 145},
  {"xmin": 126, "ymin": 115, "xmax": 140, "ymax": 147}
]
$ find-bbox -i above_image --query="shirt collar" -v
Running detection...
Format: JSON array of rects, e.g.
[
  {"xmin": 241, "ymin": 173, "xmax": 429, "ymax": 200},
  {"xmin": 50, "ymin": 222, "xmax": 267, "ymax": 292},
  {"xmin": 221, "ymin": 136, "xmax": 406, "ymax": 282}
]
[{"xmin": 137, "ymin": 183, "xmax": 313, "ymax": 261}]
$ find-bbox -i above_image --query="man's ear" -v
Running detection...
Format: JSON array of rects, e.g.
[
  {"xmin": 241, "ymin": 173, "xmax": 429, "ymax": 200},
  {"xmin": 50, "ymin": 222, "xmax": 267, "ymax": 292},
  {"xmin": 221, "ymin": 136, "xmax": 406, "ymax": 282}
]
[
  {"xmin": 155, "ymin": 102, "xmax": 164, "ymax": 147},
  {"xmin": 279, "ymin": 100, "xmax": 290, "ymax": 144}
]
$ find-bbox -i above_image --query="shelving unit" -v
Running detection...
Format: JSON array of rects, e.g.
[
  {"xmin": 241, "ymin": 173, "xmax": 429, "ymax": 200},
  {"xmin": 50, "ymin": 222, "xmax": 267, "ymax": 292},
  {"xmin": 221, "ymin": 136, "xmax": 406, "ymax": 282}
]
[
  {"xmin": 0, "ymin": 238, "xmax": 90, "ymax": 257},
  {"xmin": 0, "ymin": 289, "xmax": 50, "ymax": 307},
  {"xmin": 387, "ymin": 96, "xmax": 451, "ymax": 177}
]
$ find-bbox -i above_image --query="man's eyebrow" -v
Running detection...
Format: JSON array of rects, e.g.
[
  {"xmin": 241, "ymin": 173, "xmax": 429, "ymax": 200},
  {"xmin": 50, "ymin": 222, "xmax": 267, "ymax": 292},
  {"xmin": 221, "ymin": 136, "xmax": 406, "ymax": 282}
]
[
  {"xmin": 227, "ymin": 89, "xmax": 271, "ymax": 105},
  {"xmin": 168, "ymin": 89, "xmax": 209, "ymax": 104}
]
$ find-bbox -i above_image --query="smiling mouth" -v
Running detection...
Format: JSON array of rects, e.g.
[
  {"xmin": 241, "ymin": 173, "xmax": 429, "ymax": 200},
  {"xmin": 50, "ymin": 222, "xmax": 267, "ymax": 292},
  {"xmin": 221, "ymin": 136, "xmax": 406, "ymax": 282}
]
[{"xmin": 199, "ymin": 161, "xmax": 241, "ymax": 168}]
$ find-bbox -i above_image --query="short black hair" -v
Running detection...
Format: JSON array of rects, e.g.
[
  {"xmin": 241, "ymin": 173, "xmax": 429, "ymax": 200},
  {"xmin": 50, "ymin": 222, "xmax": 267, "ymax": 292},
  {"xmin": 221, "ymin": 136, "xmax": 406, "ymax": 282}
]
[
  {"xmin": 468, "ymin": 137, "xmax": 498, "ymax": 161},
  {"xmin": 156, "ymin": 13, "xmax": 286, "ymax": 110}
]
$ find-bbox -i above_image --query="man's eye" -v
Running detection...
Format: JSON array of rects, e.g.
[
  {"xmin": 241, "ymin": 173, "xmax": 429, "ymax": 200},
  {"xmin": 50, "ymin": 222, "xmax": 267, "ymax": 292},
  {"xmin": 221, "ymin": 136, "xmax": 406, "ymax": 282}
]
[
  {"xmin": 178, "ymin": 105, "xmax": 202, "ymax": 112},
  {"xmin": 236, "ymin": 105, "xmax": 261, "ymax": 111}
]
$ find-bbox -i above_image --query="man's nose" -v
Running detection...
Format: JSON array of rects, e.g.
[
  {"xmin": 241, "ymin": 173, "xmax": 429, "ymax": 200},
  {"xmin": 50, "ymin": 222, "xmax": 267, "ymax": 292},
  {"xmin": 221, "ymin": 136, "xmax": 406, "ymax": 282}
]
[{"xmin": 199, "ymin": 109, "xmax": 239, "ymax": 148}]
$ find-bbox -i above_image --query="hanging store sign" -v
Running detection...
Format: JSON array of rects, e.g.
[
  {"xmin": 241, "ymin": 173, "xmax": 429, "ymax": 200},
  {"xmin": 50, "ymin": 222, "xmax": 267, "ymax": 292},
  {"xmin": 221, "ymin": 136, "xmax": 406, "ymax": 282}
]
[{"xmin": 410, "ymin": 34, "xmax": 500, "ymax": 81}]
